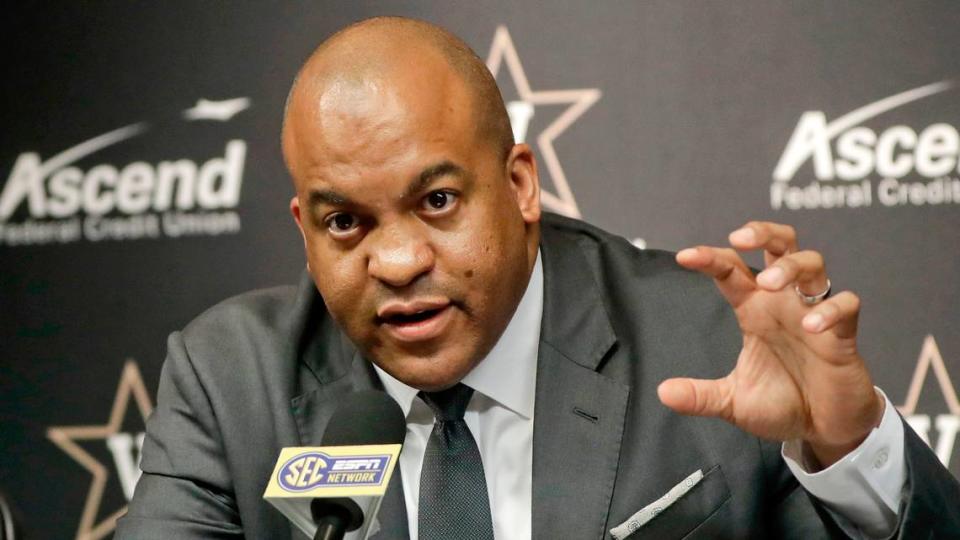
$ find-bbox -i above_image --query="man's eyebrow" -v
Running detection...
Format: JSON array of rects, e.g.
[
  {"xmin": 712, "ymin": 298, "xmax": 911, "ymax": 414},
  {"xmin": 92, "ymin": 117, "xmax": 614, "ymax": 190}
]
[
  {"xmin": 305, "ymin": 161, "xmax": 466, "ymax": 208},
  {"xmin": 404, "ymin": 161, "xmax": 468, "ymax": 199},
  {"xmin": 308, "ymin": 189, "xmax": 353, "ymax": 207}
]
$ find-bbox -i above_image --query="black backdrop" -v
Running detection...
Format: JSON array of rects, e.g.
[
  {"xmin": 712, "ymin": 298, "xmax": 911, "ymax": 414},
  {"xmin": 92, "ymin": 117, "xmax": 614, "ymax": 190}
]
[{"xmin": 2, "ymin": 3, "xmax": 959, "ymax": 538}]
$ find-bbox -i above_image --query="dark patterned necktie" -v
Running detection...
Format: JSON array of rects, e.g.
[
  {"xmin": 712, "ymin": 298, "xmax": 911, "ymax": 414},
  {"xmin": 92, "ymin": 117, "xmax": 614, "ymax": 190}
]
[{"xmin": 418, "ymin": 383, "xmax": 495, "ymax": 540}]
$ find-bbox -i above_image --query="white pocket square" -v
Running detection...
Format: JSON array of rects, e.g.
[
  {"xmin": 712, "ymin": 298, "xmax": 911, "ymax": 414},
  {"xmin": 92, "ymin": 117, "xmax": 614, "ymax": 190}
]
[{"xmin": 609, "ymin": 468, "xmax": 704, "ymax": 540}]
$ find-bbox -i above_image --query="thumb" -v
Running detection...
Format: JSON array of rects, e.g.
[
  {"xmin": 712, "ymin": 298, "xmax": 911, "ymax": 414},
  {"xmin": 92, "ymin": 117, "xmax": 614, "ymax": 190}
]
[{"xmin": 657, "ymin": 377, "xmax": 732, "ymax": 419}]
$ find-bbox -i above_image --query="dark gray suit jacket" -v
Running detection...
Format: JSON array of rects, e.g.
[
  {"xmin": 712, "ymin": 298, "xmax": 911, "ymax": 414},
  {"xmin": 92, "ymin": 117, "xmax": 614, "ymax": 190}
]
[{"xmin": 117, "ymin": 214, "xmax": 960, "ymax": 539}]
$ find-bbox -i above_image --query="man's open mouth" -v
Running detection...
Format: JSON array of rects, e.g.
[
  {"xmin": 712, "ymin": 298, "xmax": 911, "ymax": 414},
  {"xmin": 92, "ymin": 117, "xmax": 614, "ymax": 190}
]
[
  {"xmin": 376, "ymin": 301, "xmax": 455, "ymax": 342},
  {"xmin": 380, "ymin": 307, "xmax": 445, "ymax": 325}
]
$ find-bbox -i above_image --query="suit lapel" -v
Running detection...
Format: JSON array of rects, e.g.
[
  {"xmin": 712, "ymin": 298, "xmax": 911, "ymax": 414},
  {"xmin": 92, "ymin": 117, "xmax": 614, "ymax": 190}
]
[
  {"xmin": 247, "ymin": 272, "xmax": 325, "ymax": 539},
  {"xmin": 262, "ymin": 271, "xmax": 323, "ymax": 449},
  {"xmin": 291, "ymin": 348, "xmax": 410, "ymax": 540},
  {"xmin": 287, "ymin": 277, "xmax": 410, "ymax": 539},
  {"xmin": 532, "ymin": 224, "xmax": 630, "ymax": 540}
]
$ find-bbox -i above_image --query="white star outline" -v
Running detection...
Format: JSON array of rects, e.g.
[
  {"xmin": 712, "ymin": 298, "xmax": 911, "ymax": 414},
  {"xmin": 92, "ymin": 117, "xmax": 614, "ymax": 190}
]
[
  {"xmin": 486, "ymin": 26, "xmax": 601, "ymax": 219},
  {"xmin": 47, "ymin": 360, "xmax": 153, "ymax": 540},
  {"xmin": 899, "ymin": 335, "xmax": 960, "ymax": 416},
  {"xmin": 897, "ymin": 335, "xmax": 960, "ymax": 470}
]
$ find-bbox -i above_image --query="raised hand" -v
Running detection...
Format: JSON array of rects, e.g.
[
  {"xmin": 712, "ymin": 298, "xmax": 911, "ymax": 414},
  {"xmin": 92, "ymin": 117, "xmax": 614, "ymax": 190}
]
[{"xmin": 659, "ymin": 221, "xmax": 884, "ymax": 467}]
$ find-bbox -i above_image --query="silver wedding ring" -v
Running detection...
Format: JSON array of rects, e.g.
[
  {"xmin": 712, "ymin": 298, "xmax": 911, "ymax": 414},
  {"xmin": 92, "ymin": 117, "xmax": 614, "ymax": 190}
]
[{"xmin": 795, "ymin": 278, "xmax": 831, "ymax": 305}]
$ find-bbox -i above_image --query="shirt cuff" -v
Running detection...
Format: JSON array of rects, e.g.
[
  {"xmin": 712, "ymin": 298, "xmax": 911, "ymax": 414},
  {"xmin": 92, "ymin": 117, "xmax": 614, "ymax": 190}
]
[{"xmin": 781, "ymin": 387, "xmax": 906, "ymax": 539}]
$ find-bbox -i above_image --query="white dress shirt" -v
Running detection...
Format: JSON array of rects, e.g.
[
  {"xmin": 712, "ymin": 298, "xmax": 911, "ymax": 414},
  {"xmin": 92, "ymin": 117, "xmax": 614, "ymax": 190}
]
[
  {"xmin": 782, "ymin": 388, "xmax": 906, "ymax": 538},
  {"xmin": 374, "ymin": 250, "xmax": 906, "ymax": 539}
]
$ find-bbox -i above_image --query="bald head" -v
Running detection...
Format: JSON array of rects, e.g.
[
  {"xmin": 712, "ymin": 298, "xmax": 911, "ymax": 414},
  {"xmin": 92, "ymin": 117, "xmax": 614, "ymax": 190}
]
[
  {"xmin": 282, "ymin": 17, "xmax": 513, "ymax": 179},
  {"xmin": 282, "ymin": 18, "xmax": 542, "ymax": 392}
]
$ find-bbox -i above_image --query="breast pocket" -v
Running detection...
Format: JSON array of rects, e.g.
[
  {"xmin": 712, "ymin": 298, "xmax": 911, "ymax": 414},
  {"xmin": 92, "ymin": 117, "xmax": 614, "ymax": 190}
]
[{"xmin": 613, "ymin": 464, "xmax": 731, "ymax": 539}]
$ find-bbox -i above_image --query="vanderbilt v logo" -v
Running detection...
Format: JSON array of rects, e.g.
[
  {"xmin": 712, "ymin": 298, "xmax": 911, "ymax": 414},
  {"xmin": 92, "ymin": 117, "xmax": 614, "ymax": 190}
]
[
  {"xmin": 105, "ymin": 431, "xmax": 146, "ymax": 500},
  {"xmin": 898, "ymin": 335, "xmax": 960, "ymax": 469},
  {"xmin": 48, "ymin": 360, "xmax": 153, "ymax": 540},
  {"xmin": 486, "ymin": 25, "xmax": 601, "ymax": 219}
]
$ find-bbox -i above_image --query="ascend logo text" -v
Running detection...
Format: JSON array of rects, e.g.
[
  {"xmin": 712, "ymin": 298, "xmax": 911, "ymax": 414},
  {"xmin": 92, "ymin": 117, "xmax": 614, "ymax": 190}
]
[{"xmin": 771, "ymin": 82, "xmax": 960, "ymax": 211}]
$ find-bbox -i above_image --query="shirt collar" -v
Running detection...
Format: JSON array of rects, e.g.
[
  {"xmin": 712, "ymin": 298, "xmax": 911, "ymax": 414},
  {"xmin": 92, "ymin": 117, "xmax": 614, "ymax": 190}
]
[{"xmin": 374, "ymin": 250, "xmax": 543, "ymax": 420}]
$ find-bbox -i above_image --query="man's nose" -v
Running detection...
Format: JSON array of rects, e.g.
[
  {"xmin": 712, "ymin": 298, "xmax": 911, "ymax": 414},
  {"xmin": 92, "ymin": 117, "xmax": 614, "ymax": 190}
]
[{"xmin": 367, "ymin": 222, "xmax": 435, "ymax": 288}]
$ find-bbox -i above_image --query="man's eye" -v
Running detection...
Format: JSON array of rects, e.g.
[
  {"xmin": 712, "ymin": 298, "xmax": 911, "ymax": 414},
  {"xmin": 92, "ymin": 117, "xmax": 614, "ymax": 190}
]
[
  {"xmin": 325, "ymin": 213, "xmax": 359, "ymax": 234},
  {"xmin": 422, "ymin": 190, "xmax": 458, "ymax": 212}
]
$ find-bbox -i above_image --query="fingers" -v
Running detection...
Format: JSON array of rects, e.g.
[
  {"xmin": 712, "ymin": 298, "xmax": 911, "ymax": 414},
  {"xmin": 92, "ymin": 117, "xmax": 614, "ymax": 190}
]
[
  {"xmin": 729, "ymin": 221, "xmax": 798, "ymax": 266},
  {"xmin": 658, "ymin": 376, "xmax": 733, "ymax": 420},
  {"xmin": 801, "ymin": 291, "xmax": 861, "ymax": 339},
  {"xmin": 676, "ymin": 246, "xmax": 755, "ymax": 307},
  {"xmin": 755, "ymin": 250, "xmax": 828, "ymax": 295},
  {"xmin": 728, "ymin": 221, "xmax": 829, "ymax": 303},
  {"xmin": 676, "ymin": 246, "xmax": 748, "ymax": 280}
]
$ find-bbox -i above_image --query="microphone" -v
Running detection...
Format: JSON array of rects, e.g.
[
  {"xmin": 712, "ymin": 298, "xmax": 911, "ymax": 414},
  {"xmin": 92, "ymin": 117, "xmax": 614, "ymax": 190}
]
[
  {"xmin": 264, "ymin": 390, "xmax": 405, "ymax": 540},
  {"xmin": 314, "ymin": 391, "xmax": 406, "ymax": 540}
]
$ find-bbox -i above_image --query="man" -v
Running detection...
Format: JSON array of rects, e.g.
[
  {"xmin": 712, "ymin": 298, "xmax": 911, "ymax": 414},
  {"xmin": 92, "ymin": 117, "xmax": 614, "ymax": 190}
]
[{"xmin": 117, "ymin": 17, "xmax": 960, "ymax": 539}]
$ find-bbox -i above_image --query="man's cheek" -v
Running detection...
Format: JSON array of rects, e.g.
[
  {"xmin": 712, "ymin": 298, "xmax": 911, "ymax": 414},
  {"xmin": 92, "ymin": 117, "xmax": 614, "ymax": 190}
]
[
  {"xmin": 437, "ymin": 232, "xmax": 492, "ymax": 268},
  {"xmin": 315, "ymin": 276, "xmax": 363, "ymax": 325}
]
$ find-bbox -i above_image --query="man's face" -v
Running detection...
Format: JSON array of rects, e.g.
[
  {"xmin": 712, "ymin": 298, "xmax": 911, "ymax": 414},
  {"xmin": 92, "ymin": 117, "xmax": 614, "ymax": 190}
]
[{"xmin": 284, "ymin": 55, "xmax": 540, "ymax": 391}]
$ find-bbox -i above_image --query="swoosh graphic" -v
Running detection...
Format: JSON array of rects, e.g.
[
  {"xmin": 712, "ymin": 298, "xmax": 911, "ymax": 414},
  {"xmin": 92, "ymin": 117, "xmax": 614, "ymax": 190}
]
[
  {"xmin": 38, "ymin": 123, "xmax": 148, "ymax": 177},
  {"xmin": 183, "ymin": 97, "xmax": 251, "ymax": 121},
  {"xmin": 823, "ymin": 80, "xmax": 955, "ymax": 140}
]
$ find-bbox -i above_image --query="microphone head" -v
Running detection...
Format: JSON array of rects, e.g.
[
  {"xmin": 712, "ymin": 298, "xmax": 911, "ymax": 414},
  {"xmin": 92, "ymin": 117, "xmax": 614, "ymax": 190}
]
[{"xmin": 321, "ymin": 390, "xmax": 406, "ymax": 446}]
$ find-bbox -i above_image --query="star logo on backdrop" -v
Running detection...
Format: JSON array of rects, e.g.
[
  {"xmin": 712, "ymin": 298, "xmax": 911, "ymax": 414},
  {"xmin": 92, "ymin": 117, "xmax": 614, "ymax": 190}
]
[
  {"xmin": 47, "ymin": 361, "xmax": 153, "ymax": 540},
  {"xmin": 486, "ymin": 26, "xmax": 601, "ymax": 218},
  {"xmin": 898, "ymin": 335, "xmax": 960, "ymax": 470},
  {"xmin": 899, "ymin": 335, "xmax": 960, "ymax": 416}
]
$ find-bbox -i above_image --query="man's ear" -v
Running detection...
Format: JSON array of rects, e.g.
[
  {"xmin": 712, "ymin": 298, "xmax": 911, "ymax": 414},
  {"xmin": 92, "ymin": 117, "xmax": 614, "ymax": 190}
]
[
  {"xmin": 290, "ymin": 196, "xmax": 310, "ymax": 270},
  {"xmin": 290, "ymin": 196, "xmax": 306, "ymax": 237},
  {"xmin": 505, "ymin": 143, "xmax": 541, "ymax": 224}
]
